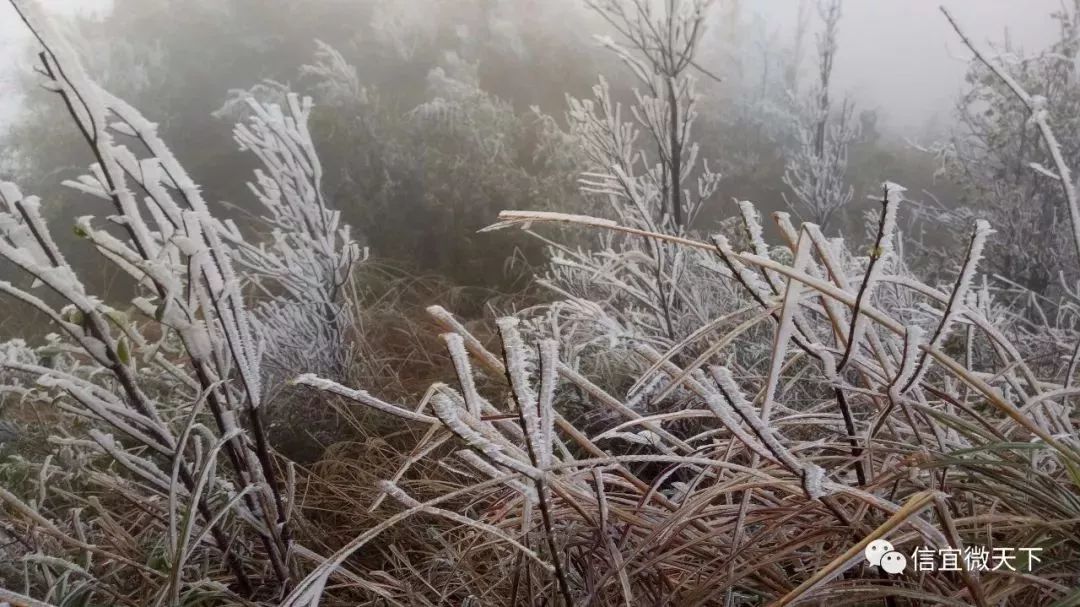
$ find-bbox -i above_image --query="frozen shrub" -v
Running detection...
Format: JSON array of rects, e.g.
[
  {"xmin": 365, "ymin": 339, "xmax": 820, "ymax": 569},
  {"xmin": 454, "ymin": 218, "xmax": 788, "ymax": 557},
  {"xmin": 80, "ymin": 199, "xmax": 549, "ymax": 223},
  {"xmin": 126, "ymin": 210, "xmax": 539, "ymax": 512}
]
[
  {"xmin": 228, "ymin": 91, "xmax": 363, "ymax": 386},
  {"xmin": 520, "ymin": 0, "xmax": 744, "ymax": 408},
  {"xmin": 0, "ymin": 3, "xmax": 356, "ymax": 601}
]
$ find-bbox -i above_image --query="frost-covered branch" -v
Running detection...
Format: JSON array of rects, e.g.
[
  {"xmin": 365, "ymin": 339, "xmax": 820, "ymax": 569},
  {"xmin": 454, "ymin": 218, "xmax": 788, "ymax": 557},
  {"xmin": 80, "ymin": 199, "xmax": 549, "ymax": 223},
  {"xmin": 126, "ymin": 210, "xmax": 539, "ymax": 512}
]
[
  {"xmin": 942, "ymin": 5, "xmax": 1080, "ymax": 271},
  {"xmin": 228, "ymin": 91, "xmax": 363, "ymax": 385}
]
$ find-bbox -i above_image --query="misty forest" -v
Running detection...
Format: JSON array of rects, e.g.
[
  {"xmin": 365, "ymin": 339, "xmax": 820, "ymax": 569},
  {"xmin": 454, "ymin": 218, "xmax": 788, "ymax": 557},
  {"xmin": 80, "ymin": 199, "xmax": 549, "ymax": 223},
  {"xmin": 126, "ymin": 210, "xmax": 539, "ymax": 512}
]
[{"xmin": 1, "ymin": 0, "xmax": 1080, "ymax": 605}]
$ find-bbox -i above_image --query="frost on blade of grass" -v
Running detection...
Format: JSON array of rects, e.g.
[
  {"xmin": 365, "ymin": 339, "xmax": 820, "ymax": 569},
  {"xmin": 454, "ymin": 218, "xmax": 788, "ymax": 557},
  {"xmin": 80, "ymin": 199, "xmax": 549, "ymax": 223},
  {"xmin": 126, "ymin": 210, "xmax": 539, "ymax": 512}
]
[
  {"xmin": 430, "ymin": 391, "xmax": 542, "ymax": 482},
  {"xmin": 456, "ymin": 449, "xmax": 538, "ymax": 503},
  {"xmin": 838, "ymin": 181, "xmax": 904, "ymax": 372},
  {"xmin": 536, "ymin": 339, "xmax": 559, "ymax": 468},
  {"xmin": 484, "ymin": 210, "xmax": 619, "ymax": 232},
  {"xmin": 292, "ymin": 373, "xmax": 437, "ymax": 424},
  {"xmin": 497, "ymin": 317, "xmax": 547, "ymax": 461},
  {"xmin": 710, "ymin": 365, "xmax": 827, "ymax": 499},
  {"xmin": 903, "ymin": 220, "xmax": 993, "ymax": 393},
  {"xmin": 443, "ymin": 332, "xmax": 485, "ymax": 417}
]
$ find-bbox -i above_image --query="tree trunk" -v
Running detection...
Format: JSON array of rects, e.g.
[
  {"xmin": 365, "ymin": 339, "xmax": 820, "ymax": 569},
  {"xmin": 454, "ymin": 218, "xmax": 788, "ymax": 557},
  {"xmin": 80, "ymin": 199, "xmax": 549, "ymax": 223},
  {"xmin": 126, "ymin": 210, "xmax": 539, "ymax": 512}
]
[{"xmin": 667, "ymin": 77, "xmax": 683, "ymax": 229}]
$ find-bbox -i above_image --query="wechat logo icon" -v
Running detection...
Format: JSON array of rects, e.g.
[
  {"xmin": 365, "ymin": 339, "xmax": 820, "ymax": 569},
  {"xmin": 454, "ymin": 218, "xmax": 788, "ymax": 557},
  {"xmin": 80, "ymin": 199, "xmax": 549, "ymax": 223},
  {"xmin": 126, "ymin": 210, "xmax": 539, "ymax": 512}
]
[{"xmin": 865, "ymin": 539, "xmax": 907, "ymax": 574}]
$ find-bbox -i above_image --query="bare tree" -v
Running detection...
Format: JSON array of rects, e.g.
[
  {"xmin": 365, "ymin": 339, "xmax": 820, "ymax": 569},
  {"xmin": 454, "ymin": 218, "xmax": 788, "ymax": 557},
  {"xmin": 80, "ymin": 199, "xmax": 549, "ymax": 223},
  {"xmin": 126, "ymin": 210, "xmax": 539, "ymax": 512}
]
[
  {"xmin": 587, "ymin": 0, "xmax": 715, "ymax": 230},
  {"xmin": 520, "ymin": 0, "xmax": 728, "ymax": 366},
  {"xmin": 933, "ymin": 3, "xmax": 1080, "ymax": 293},
  {"xmin": 783, "ymin": 0, "xmax": 859, "ymax": 231}
]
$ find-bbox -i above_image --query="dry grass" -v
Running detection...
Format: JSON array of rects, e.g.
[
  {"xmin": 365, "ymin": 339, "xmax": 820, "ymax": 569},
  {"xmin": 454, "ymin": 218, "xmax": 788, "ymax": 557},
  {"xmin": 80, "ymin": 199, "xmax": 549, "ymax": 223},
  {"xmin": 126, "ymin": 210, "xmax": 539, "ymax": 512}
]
[
  {"xmin": 284, "ymin": 202, "xmax": 1080, "ymax": 606},
  {"xmin": 5, "ymin": 180, "xmax": 1079, "ymax": 606}
]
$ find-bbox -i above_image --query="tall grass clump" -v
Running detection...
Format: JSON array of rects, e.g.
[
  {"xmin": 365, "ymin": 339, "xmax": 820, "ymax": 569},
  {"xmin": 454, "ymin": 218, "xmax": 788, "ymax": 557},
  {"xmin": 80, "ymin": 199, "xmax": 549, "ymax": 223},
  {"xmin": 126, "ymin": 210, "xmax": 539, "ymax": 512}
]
[
  {"xmin": 292, "ymin": 188, "xmax": 1080, "ymax": 605},
  {"xmin": 286, "ymin": 6, "xmax": 1080, "ymax": 606},
  {"xmin": 0, "ymin": 1, "xmax": 355, "ymax": 603}
]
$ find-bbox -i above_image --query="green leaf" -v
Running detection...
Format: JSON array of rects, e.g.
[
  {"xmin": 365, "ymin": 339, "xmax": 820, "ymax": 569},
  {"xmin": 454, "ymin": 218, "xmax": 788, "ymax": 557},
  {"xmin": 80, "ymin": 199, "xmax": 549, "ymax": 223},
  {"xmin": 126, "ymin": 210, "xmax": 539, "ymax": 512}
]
[
  {"xmin": 62, "ymin": 308, "xmax": 84, "ymax": 327},
  {"xmin": 1065, "ymin": 458, "xmax": 1080, "ymax": 494},
  {"xmin": 117, "ymin": 337, "xmax": 131, "ymax": 365}
]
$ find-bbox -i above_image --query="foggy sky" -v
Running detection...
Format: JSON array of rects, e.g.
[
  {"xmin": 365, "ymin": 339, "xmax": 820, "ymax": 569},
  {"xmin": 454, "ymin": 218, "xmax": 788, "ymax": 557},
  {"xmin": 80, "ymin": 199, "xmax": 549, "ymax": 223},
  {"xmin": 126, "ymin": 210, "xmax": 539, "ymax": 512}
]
[
  {"xmin": 754, "ymin": 0, "xmax": 1066, "ymax": 133},
  {"xmin": 0, "ymin": 0, "xmax": 110, "ymax": 125},
  {"xmin": 0, "ymin": 0, "xmax": 1069, "ymax": 134}
]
